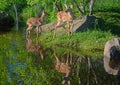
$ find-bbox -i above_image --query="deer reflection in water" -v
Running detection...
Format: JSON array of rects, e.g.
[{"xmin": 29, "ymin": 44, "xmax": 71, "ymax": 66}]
[
  {"xmin": 53, "ymin": 50, "xmax": 72, "ymax": 85},
  {"xmin": 26, "ymin": 35, "xmax": 44, "ymax": 60}
]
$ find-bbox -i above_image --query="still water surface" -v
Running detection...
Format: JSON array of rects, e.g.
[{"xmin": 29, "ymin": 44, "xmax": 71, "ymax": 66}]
[{"xmin": 0, "ymin": 31, "xmax": 120, "ymax": 85}]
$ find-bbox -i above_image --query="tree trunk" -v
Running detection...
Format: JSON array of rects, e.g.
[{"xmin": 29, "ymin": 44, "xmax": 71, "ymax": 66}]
[
  {"xmin": 89, "ymin": 0, "xmax": 96, "ymax": 15},
  {"xmin": 13, "ymin": 4, "xmax": 18, "ymax": 30}
]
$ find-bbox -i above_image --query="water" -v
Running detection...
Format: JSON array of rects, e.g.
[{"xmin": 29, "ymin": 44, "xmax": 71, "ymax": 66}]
[{"xmin": 0, "ymin": 31, "xmax": 120, "ymax": 85}]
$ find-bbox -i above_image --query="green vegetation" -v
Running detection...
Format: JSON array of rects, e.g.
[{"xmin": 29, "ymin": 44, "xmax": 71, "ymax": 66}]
[
  {"xmin": 0, "ymin": 0, "xmax": 119, "ymax": 25},
  {"xmin": 38, "ymin": 29, "xmax": 117, "ymax": 57},
  {"xmin": 0, "ymin": 0, "xmax": 120, "ymax": 84},
  {"xmin": 0, "ymin": 32, "xmax": 62, "ymax": 85},
  {"xmin": 0, "ymin": 31, "xmax": 118, "ymax": 85}
]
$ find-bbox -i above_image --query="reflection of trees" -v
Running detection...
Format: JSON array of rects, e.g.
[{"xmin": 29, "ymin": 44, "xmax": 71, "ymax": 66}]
[
  {"xmin": 74, "ymin": 56, "xmax": 120, "ymax": 85},
  {"xmin": 86, "ymin": 57, "xmax": 98, "ymax": 84},
  {"xmin": 71, "ymin": 56, "xmax": 98, "ymax": 85}
]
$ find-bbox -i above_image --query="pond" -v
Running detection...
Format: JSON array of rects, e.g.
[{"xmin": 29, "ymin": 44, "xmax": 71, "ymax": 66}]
[{"xmin": 0, "ymin": 30, "xmax": 120, "ymax": 85}]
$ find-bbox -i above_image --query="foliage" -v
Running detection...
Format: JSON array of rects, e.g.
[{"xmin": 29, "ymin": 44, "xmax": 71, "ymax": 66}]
[
  {"xmin": 0, "ymin": 0, "xmax": 120, "ymax": 26},
  {"xmin": 94, "ymin": 0, "xmax": 120, "ymax": 12},
  {"xmin": 95, "ymin": 12, "xmax": 120, "ymax": 35},
  {"xmin": 0, "ymin": 0, "xmax": 26, "ymax": 10},
  {"xmin": 0, "ymin": 0, "xmax": 10, "ymax": 10}
]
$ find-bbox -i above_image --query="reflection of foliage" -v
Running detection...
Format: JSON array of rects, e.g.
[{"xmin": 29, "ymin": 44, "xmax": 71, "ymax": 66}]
[{"xmin": 0, "ymin": 31, "xmax": 62, "ymax": 85}]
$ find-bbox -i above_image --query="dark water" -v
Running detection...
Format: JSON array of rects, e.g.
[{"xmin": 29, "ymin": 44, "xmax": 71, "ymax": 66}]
[{"xmin": 0, "ymin": 31, "xmax": 120, "ymax": 85}]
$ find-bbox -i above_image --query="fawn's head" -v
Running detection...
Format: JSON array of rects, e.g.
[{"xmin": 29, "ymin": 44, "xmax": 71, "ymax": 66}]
[
  {"xmin": 41, "ymin": 10, "xmax": 48, "ymax": 17},
  {"xmin": 64, "ymin": 5, "xmax": 72, "ymax": 12}
]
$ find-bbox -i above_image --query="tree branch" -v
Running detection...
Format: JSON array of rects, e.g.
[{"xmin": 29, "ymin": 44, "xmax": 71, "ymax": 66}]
[{"xmin": 72, "ymin": 0, "xmax": 84, "ymax": 15}]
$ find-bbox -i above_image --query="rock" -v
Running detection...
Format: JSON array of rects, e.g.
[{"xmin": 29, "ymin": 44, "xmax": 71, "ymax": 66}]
[
  {"xmin": 104, "ymin": 38, "xmax": 120, "ymax": 75},
  {"xmin": 41, "ymin": 15, "xmax": 104, "ymax": 34},
  {"xmin": 0, "ymin": 11, "xmax": 14, "ymax": 31}
]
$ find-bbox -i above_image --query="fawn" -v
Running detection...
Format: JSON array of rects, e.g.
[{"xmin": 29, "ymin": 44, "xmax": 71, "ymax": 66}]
[
  {"xmin": 26, "ymin": 10, "xmax": 47, "ymax": 36},
  {"xmin": 53, "ymin": 5, "xmax": 73, "ymax": 38}
]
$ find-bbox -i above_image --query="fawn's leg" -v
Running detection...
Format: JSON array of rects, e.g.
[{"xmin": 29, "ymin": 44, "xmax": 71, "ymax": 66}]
[
  {"xmin": 26, "ymin": 25, "xmax": 33, "ymax": 35},
  {"xmin": 35, "ymin": 26, "xmax": 42, "ymax": 34},
  {"xmin": 35, "ymin": 26, "xmax": 39, "ymax": 38},
  {"xmin": 67, "ymin": 22, "xmax": 70, "ymax": 36},
  {"xmin": 70, "ymin": 21, "xmax": 73, "ymax": 35},
  {"xmin": 38, "ymin": 26, "xmax": 42, "ymax": 34},
  {"xmin": 67, "ymin": 21, "xmax": 73, "ymax": 36},
  {"xmin": 53, "ymin": 21, "xmax": 61, "ymax": 38}
]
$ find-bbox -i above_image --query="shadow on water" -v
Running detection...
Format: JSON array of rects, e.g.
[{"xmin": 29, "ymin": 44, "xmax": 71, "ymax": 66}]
[{"xmin": 0, "ymin": 31, "xmax": 120, "ymax": 85}]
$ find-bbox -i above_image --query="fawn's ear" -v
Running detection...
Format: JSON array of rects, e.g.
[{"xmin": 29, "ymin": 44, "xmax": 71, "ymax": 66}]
[
  {"xmin": 64, "ymin": 4, "xmax": 73, "ymax": 9},
  {"xmin": 64, "ymin": 4, "xmax": 68, "ymax": 9}
]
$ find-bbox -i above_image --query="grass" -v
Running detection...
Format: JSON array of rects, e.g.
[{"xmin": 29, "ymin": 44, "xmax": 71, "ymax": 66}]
[
  {"xmin": 95, "ymin": 12, "xmax": 120, "ymax": 35},
  {"xmin": 94, "ymin": 0, "xmax": 120, "ymax": 13},
  {"xmin": 38, "ymin": 29, "xmax": 118, "ymax": 54},
  {"xmin": 94, "ymin": 0, "xmax": 120, "ymax": 36}
]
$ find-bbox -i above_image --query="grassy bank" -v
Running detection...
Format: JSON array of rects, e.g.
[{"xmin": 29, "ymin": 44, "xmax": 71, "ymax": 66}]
[{"xmin": 38, "ymin": 30, "xmax": 118, "ymax": 51}]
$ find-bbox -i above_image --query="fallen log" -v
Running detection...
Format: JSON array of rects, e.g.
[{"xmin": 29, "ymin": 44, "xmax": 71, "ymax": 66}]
[{"xmin": 41, "ymin": 15, "xmax": 104, "ymax": 34}]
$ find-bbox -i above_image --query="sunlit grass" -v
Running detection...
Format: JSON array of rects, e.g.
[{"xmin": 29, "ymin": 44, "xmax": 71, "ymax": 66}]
[
  {"xmin": 94, "ymin": 0, "xmax": 120, "ymax": 12},
  {"xmin": 39, "ymin": 29, "xmax": 118, "ymax": 51}
]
